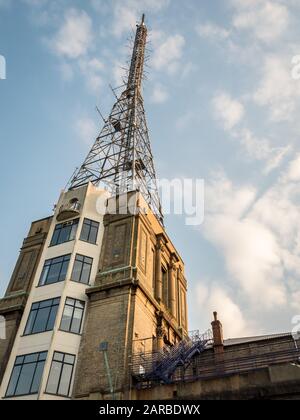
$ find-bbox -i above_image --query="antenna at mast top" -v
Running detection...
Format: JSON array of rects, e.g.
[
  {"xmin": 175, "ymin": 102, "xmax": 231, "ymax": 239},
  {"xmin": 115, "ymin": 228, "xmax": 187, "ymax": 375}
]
[{"xmin": 141, "ymin": 14, "xmax": 145, "ymax": 25}]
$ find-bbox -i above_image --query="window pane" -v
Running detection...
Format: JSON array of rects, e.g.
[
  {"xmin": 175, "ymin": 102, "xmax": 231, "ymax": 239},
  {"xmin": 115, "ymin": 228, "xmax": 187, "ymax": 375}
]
[
  {"xmin": 47, "ymin": 305, "xmax": 59, "ymax": 331},
  {"xmin": 70, "ymin": 223, "xmax": 78, "ymax": 241},
  {"xmin": 39, "ymin": 299, "xmax": 52, "ymax": 308},
  {"xmin": 59, "ymin": 260, "xmax": 69, "ymax": 282},
  {"xmin": 66, "ymin": 298, "xmax": 75, "ymax": 306},
  {"xmin": 81, "ymin": 262, "xmax": 91, "ymax": 284},
  {"xmin": 58, "ymin": 364, "xmax": 73, "ymax": 396},
  {"xmin": 39, "ymin": 352, "xmax": 48, "ymax": 361},
  {"xmin": 60, "ymin": 305, "xmax": 73, "ymax": 332},
  {"xmin": 76, "ymin": 255, "xmax": 84, "ymax": 262},
  {"xmin": 32, "ymin": 307, "xmax": 50, "ymax": 334},
  {"xmin": 80, "ymin": 224, "xmax": 89, "ymax": 242},
  {"xmin": 39, "ymin": 256, "xmax": 70, "ymax": 286},
  {"xmin": 6, "ymin": 352, "xmax": 47, "ymax": 397},
  {"xmin": 15, "ymin": 364, "xmax": 35, "ymax": 395},
  {"xmin": 39, "ymin": 266, "xmax": 49, "ymax": 286},
  {"xmin": 53, "ymin": 352, "xmax": 64, "ymax": 362},
  {"xmin": 24, "ymin": 353, "xmax": 39, "ymax": 363},
  {"xmin": 47, "ymin": 263, "xmax": 61, "ymax": 284},
  {"xmin": 50, "ymin": 229, "xmax": 60, "ymax": 246},
  {"xmin": 70, "ymin": 308, "xmax": 83, "ymax": 334},
  {"xmin": 24, "ymin": 311, "xmax": 37, "ymax": 335},
  {"xmin": 85, "ymin": 256, "xmax": 93, "ymax": 265},
  {"xmin": 75, "ymin": 300, "xmax": 85, "ymax": 309},
  {"xmin": 89, "ymin": 226, "xmax": 98, "ymax": 244},
  {"xmin": 46, "ymin": 361, "xmax": 61, "ymax": 394},
  {"xmin": 25, "ymin": 300, "xmax": 59, "ymax": 336},
  {"xmin": 30, "ymin": 361, "xmax": 45, "ymax": 394},
  {"xmin": 50, "ymin": 221, "xmax": 78, "ymax": 247},
  {"xmin": 6, "ymin": 366, "xmax": 21, "ymax": 397},
  {"xmin": 72, "ymin": 260, "xmax": 82, "ymax": 282},
  {"xmin": 60, "ymin": 225, "xmax": 72, "ymax": 244},
  {"xmin": 64, "ymin": 354, "xmax": 75, "ymax": 364}
]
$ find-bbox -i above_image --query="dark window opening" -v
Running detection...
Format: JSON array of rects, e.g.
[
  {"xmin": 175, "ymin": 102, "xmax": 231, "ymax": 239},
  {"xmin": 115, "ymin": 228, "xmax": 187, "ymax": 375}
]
[
  {"xmin": 24, "ymin": 298, "xmax": 60, "ymax": 335},
  {"xmin": 46, "ymin": 352, "xmax": 75, "ymax": 397},
  {"xmin": 50, "ymin": 219, "xmax": 79, "ymax": 247},
  {"xmin": 71, "ymin": 254, "xmax": 93, "ymax": 284},
  {"xmin": 60, "ymin": 298, "xmax": 85, "ymax": 334},
  {"xmin": 6, "ymin": 352, "xmax": 47, "ymax": 397},
  {"xmin": 80, "ymin": 218, "xmax": 99, "ymax": 244},
  {"xmin": 39, "ymin": 255, "xmax": 71, "ymax": 286}
]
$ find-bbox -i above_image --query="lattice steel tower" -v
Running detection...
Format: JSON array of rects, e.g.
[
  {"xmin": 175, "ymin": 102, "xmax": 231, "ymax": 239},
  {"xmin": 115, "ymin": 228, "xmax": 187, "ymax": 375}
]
[{"xmin": 69, "ymin": 15, "xmax": 163, "ymax": 224}]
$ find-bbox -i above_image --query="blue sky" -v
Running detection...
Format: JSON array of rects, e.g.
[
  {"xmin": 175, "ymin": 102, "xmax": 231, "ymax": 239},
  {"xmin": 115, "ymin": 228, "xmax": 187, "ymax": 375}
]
[{"xmin": 1, "ymin": 0, "xmax": 300, "ymax": 338}]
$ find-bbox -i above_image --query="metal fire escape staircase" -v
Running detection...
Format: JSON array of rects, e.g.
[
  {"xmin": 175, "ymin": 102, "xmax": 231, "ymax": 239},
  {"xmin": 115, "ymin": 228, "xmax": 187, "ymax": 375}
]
[{"xmin": 137, "ymin": 330, "xmax": 213, "ymax": 385}]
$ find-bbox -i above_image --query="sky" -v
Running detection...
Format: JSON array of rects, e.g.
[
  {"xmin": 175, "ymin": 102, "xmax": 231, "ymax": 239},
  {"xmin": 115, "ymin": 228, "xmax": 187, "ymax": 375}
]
[{"xmin": 0, "ymin": 0, "xmax": 300, "ymax": 339}]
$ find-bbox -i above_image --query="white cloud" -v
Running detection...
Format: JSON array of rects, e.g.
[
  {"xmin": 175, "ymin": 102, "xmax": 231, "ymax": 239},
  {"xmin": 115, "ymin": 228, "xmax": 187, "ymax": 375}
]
[
  {"xmin": 285, "ymin": 154, "xmax": 300, "ymax": 182},
  {"xmin": 50, "ymin": 8, "xmax": 93, "ymax": 59},
  {"xmin": 112, "ymin": 3, "xmax": 137, "ymax": 38},
  {"xmin": 236, "ymin": 128, "xmax": 291, "ymax": 173},
  {"xmin": 196, "ymin": 23, "xmax": 230, "ymax": 41},
  {"xmin": 79, "ymin": 58, "xmax": 104, "ymax": 92},
  {"xmin": 151, "ymin": 32, "xmax": 185, "ymax": 73},
  {"xmin": 205, "ymin": 171, "xmax": 256, "ymax": 218},
  {"xmin": 203, "ymin": 173, "xmax": 289, "ymax": 310},
  {"xmin": 150, "ymin": 84, "xmax": 169, "ymax": 104},
  {"xmin": 212, "ymin": 92, "xmax": 292, "ymax": 172},
  {"xmin": 75, "ymin": 117, "xmax": 98, "ymax": 144},
  {"xmin": 253, "ymin": 55, "xmax": 300, "ymax": 122},
  {"xmin": 232, "ymin": 1, "xmax": 289, "ymax": 43},
  {"xmin": 201, "ymin": 161, "xmax": 300, "ymax": 329},
  {"xmin": 212, "ymin": 92, "xmax": 245, "ymax": 131},
  {"xmin": 196, "ymin": 284, "xmax": 249, "ymax": 338},
  {"xmin": 207, "ymin": 216, "xmax": 286, "ymax": 307}
]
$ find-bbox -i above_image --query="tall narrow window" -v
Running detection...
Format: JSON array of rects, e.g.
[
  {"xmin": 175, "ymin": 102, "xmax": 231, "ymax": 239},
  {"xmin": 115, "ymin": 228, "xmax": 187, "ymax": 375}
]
[
  {"xmin": 50, "ymin": 219, "xmax": 79, "ymax": 247},
  {"xmin": 6, "ymin": 352, "xmax": 47, "ymax": 397},
  {"xmin": 39, "ymin": 255, "xmax": 71, "ymax": 286},
  {"xmin": 60, "ymin": 298, "xmax": 85, "ymax": 334},
  {"xmin": 80, "ymin": 218, "xmax": 99, "ymax": 244},
  {"xmin": 162, "ymin": 267, "xmax": 168, "ymax": 306},
  {"xmin": 46, "ymin": 352, "xmax": 75, "ymax": 397},
  {"xmin": 71, "ymin": 254, "xmax": 93, "ymax": 284},
  {"xmin": 24, "ymin": 298, "xmax": 60, "ymax": 335}
]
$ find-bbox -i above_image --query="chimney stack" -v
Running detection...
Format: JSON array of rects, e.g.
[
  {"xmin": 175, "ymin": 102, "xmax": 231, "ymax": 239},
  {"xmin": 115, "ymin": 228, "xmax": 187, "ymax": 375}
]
[{"xmin": 211, "ymin": 312, "xmax": 224, "ymax": 354}]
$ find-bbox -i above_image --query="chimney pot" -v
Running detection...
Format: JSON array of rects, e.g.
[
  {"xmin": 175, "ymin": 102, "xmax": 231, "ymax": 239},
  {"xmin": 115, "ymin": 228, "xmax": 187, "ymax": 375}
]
[{"xmin": 211, "ymin": 311, "xmax": 224, "ymax": 352}]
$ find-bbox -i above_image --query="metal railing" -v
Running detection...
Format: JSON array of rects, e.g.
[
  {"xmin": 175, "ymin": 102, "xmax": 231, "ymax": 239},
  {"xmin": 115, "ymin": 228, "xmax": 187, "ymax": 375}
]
[{"xmin": 131, "ymin": 333, "xmax": 300, "ymax": 388}]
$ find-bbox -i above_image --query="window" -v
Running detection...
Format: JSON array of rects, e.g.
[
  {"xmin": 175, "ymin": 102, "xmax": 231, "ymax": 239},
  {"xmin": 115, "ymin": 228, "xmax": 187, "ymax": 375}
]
[
  {"xmin": 50, "ymin": 219, "xmax": 79, "ymax": 247},
  {"xmin": 60, "ymin": 298, "xmax": 85, "ymax": 334},
  {"xmin": 80, "ymin": 218, "xmax": 99, "ymax": 244},
  {"xmin": 39, "ymin": 255, "xmax": 71, "ymax": 286},
  {"xmin": 24, "ymin": 298, "xmax": 60, "ymax": 335},
  {"xmin": 71, "ymin": 254, "xmax": 93, "ymax": 284},
  {"xmin": 162, "ymin": 267, "xmax": 168, "ymax": 306},
  {"xmin": 46, "ymin": 352, "xmax": 75, "ymax": 397},
  {"xmin": 6, "ymin": 352, "xmax": 47, "ymax": 397}
]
